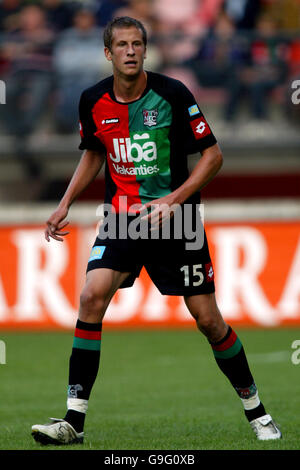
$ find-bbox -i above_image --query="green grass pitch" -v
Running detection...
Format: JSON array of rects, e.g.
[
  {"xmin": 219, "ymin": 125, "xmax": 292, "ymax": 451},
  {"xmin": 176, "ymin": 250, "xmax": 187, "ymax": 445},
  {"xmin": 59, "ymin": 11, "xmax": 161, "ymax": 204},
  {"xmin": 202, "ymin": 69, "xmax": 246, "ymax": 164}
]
[{"xmin": 0, "ymin": 328, "xmax": 299, "ymax": 450}]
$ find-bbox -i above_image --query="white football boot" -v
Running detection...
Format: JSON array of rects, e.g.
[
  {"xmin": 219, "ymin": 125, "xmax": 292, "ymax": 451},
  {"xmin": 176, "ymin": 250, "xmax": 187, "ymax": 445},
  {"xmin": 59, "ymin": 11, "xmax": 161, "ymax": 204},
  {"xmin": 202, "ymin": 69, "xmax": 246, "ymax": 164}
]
[
  {"xmin": 32, "ymin": 418, "xmax": 84, "ymax": 445},
  {"xmin": 250, "ymin": 414, "xmax": 282, "ymax": 441}
]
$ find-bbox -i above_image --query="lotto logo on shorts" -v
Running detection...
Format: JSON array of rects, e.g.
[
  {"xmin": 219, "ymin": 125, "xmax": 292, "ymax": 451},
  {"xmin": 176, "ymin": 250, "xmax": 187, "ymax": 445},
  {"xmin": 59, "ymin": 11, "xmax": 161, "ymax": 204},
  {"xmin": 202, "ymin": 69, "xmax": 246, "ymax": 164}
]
[
  {"xmin": 89, "ymin": 246, "xmax": 106, "ymax": 262},
  {"xmin": 190, "ymin": 117, "xmax": 211, "ymax": 139},
  {"xmin": 205, "ymin": 262, "xmax": 214, "ymax": 282}
]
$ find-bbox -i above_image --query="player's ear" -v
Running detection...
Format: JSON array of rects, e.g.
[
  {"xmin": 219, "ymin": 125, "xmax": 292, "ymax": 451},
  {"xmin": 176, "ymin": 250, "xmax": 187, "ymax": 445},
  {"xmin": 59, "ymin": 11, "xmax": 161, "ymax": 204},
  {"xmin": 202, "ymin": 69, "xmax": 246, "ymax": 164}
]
[
  {"xmin": 144, "ymin": 46, "xmax": 147, "ymax": 60},
  {"xmin": 104, "ymin": 47, "xmax": 112, "ymax": 61}
]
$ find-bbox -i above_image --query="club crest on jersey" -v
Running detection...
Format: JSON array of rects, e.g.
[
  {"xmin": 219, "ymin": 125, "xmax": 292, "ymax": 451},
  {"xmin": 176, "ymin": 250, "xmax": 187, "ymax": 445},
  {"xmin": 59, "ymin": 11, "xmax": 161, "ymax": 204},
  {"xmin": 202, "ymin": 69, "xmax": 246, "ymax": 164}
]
[{"xmin": 143, "ymin": 109, "xmax": 158, "ymax": 127}]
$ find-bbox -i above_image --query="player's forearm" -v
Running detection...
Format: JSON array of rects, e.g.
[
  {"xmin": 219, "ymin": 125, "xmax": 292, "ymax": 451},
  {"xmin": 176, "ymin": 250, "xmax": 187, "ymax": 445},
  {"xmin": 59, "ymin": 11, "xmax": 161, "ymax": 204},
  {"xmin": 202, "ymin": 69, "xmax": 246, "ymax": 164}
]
[
  {"xmin": 59, "ymin": 150, "xmax": 105, "ymax": 209},
  {"xmin": 172, "ymin": 144, "xmax": 223, "ymax": 205}
]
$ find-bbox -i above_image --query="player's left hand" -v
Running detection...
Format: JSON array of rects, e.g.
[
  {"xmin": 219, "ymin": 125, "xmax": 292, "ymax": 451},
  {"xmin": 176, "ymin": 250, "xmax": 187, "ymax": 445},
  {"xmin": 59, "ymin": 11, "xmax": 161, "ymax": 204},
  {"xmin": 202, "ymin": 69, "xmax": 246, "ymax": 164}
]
[{"xmin": 140, "ymin": 194, "xmax": 180, "ymax": 230}]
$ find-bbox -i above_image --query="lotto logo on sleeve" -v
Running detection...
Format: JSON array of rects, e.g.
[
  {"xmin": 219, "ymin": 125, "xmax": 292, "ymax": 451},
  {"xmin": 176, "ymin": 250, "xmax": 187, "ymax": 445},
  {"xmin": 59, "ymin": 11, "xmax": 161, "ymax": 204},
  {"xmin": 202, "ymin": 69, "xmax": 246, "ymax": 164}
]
[
  {"xmin": 190, "ymin": 117, "xmax": 211, "ymax": 139},
  {"xmin": 79, "ymin": 121, "xmax": 83, "ymax": 138},
  {"xmin": 205, "ymin": 262, "xmax": 214, "ymax": 282},
  {"xmin": 89, "ymin": 246, "xmax": 106, "ymax": 262}
]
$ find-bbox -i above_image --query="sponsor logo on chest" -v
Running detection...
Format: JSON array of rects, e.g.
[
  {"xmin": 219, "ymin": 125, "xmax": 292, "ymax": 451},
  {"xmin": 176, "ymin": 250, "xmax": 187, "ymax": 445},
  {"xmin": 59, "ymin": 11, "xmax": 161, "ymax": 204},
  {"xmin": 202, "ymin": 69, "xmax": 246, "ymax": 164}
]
[
  {"xmin": 109, "ymin": 133, "xmax": 157, "ymax": 163},
  {"xmin": 102, "ymin": 118, "xmax": 119, "ymax": 125}
]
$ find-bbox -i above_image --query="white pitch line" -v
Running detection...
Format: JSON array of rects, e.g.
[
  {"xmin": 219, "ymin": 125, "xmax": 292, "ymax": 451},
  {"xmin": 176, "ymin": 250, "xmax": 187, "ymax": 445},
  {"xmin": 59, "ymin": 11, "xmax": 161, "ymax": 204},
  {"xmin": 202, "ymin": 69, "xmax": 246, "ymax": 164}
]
[{"xmin": 247, "ymin": 351, "xmax": 290, "ymax": 363}]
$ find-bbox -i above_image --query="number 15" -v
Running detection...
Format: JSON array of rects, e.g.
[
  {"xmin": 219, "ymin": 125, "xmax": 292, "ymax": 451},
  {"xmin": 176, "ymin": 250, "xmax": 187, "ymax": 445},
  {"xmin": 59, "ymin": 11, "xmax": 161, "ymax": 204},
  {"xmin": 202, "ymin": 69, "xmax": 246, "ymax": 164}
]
[{"xmin": 180, "ymin": 264, "xmax": 204, "ymax": 287}]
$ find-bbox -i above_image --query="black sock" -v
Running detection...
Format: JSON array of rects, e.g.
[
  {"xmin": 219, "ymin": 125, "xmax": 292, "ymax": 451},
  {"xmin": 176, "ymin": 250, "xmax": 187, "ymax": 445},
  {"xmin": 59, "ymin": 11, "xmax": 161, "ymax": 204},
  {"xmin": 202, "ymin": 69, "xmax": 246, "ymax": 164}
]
[
  {"xmin": 244, "ymin": 402, "xmax": 266, "ymax": 422},
  {"xmin": 64, "ymin": 409, "xmax": 86, "ymax": 433},
  {"xmin": 210, "ymin": 326, "xmax": 266, "ymax": 421},
  {"xmin": 64, "ymin": 319, "xmax": 102, "ymax": 432}
]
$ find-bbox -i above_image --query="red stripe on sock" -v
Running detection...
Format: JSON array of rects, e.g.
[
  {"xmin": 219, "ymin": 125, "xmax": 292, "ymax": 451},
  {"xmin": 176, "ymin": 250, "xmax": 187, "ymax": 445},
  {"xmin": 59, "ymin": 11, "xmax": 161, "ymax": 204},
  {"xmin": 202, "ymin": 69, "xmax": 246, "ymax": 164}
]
[
  {"xmin": 75, "ymin": 328, "xmax": 102, "ymax": 341},
  {"xmin": 212, "ymin": 329, "xmax": 237, "ymax": 352}
]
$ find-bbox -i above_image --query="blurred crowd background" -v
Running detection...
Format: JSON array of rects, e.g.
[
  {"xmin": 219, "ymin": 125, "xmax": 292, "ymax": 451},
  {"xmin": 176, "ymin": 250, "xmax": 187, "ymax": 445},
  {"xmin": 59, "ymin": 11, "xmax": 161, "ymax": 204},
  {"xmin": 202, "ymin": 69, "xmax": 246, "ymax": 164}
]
[{"xmin": 0, "ymin": 0, "xmax": 299, "ymax": 201}]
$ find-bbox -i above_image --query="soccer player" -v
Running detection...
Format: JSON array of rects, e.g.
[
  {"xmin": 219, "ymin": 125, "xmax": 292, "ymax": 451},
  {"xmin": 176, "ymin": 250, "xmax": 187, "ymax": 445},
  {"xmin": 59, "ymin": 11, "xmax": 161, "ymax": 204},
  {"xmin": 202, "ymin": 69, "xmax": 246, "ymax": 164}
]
[{"xmin": 32, "ymin": 16, "xmax": 281, "ymax": 445}]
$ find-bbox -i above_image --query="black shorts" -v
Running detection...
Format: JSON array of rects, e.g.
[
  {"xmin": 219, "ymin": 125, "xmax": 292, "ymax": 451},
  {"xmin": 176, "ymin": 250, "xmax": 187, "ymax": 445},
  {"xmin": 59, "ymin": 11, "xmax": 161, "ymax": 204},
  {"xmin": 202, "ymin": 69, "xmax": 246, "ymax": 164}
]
[{"xmin": 86, "ymin": 228, "xmax": 215, "ymax": 297}]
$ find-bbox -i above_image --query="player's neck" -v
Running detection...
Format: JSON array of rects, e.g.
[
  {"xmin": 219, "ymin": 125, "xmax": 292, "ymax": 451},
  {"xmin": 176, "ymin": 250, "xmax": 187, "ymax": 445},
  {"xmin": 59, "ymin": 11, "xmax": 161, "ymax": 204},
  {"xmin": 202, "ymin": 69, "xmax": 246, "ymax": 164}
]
[{"xmin": 113, "ymin": 70, "xmax": 147, "ymax": 103}]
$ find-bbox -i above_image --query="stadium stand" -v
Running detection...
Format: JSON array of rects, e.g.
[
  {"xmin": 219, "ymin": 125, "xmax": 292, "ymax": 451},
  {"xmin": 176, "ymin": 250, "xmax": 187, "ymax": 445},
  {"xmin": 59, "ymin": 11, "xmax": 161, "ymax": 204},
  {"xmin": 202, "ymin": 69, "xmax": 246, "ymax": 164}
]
[{"xmin": 0, "ymin": 0, "xmax": 299, "ymax": 202}]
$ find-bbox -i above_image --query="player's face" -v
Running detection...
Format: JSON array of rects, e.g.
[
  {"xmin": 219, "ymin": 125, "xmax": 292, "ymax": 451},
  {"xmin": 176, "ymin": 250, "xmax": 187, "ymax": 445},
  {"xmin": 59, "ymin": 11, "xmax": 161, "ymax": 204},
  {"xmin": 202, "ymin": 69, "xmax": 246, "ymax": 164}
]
[{"xmin": 105, "ymin": 26, "xmax": 146, "ymax": 78}]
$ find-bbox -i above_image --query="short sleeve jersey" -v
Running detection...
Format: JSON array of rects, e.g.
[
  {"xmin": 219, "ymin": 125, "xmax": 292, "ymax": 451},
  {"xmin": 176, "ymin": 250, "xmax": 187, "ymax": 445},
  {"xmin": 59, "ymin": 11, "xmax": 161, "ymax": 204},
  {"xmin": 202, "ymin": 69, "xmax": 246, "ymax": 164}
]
[{"xmin": 78, "ymin": 71, "xmax": 217, "ymax": 213}]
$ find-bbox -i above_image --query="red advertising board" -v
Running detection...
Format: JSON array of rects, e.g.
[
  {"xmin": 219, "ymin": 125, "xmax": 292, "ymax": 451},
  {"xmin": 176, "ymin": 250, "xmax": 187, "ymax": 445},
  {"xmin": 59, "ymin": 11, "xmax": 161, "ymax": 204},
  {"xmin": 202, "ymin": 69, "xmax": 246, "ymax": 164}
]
[{"xmin": 0, "ymin": 222, "xmax": 300, "ymax": 329}]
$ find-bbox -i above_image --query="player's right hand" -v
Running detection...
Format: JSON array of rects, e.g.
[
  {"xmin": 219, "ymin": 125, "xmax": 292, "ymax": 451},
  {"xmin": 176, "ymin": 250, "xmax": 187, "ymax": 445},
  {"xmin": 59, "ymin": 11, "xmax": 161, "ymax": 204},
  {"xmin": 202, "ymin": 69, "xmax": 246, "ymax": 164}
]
[{"xmin": 45, "ymin": 207, "xmax": 70, "ymax": 242}]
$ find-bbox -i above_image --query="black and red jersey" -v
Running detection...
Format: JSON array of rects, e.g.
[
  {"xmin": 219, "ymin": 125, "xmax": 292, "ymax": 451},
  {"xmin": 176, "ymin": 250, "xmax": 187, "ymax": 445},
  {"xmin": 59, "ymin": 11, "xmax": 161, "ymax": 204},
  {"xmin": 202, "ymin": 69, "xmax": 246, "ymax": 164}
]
[{"xmin": 78, "ymin": 71, "xmax": 217, "ymax": 212}]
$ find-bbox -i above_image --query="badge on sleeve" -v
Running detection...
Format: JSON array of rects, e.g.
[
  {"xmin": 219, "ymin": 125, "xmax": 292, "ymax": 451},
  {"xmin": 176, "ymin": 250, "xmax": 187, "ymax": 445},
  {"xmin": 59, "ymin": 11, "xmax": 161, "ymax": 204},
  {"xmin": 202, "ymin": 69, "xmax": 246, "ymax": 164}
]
[{"xmin": 188, "ymin": 104, "xmax": 200, "ymax": 116}]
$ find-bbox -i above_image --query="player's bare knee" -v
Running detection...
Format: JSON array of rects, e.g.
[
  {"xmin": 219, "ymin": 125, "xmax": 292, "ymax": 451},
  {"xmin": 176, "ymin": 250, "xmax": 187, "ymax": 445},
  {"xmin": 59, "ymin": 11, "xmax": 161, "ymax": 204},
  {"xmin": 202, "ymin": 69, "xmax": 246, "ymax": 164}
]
[
  {"xmin": 195, "ymin": 314, "xmax": 227, "ymax": 343},
  {"xmin": 79, "ymin": 288, "xmax": 106, "ymax": 321},
  {"xmin": 195, "ymin": 314, "xmax": 217, "ymax": 334}
]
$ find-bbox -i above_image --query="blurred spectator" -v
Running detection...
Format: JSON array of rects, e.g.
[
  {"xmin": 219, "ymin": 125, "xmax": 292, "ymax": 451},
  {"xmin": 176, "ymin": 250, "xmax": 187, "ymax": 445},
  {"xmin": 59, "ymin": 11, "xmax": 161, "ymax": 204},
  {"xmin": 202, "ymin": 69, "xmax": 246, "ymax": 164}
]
[
  {"xmin": 283, "ymin": 38, "xmax": 300, "ymax": 124},
  {"xmin": 0, "ymin": 0, "xmax": 22, "ymax": 32},
  {"xmin": 42, "ymin": 0, "xmax": 74, "ymax": 32},
  {"xmin": 53, "ymin": 7, "xmax": 110, "ymax": 133},
  {"xmin": 262, "ymin": 0, "xmax": 300, "ymax": 32},
  {"xmin": 95, "ymin": 0, "xmax": 128, "ymax": 27},
  {"xmin": 153, "ymin": 0, "xmax": 223, "ymax": 66},
  {"xmin": 223, "ymin": 0, "xmax": 261, "ymax": 30},
  {"xmin": 224, "ymin": 14, "xmax": 288, "ymax": 122},
  {"xmin": 0, "ymin": 4, "xmax": 54, "ymax": 178},
  {"xmin": 288, "ymin": 39, "xmax": 300, "ymax": 76},
  {"xmin": 161, "ymin": 12, "xmax": 245, "ymax": 102},
  {"xmin": 191, "ymin": 0, "xmax": 225, "ymax": 35},
  {"xmin": 153, "ymin": 0, "xmax": 223, "ymax": 35},
  {"xmin": 153, "ymin": 0, "xmax": 203, "ymax": 33},
  {"xmin": 188, "ymin": 13, "xmax": 246, "ymax": 88},
  {"xmin": 114, "ymin": 0, "xmax": 156, "ymax": 36}
]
